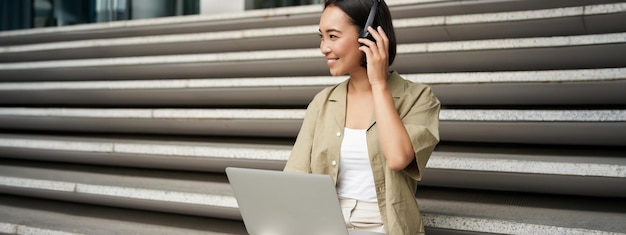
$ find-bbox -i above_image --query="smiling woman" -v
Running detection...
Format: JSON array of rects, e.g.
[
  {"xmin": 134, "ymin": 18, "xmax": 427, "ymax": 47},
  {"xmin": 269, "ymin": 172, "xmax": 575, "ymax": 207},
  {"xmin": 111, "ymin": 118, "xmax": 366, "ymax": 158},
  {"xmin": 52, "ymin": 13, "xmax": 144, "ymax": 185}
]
[{"xmin": 285, "ymin": 0, "xmax": 441, "ymax": 234}]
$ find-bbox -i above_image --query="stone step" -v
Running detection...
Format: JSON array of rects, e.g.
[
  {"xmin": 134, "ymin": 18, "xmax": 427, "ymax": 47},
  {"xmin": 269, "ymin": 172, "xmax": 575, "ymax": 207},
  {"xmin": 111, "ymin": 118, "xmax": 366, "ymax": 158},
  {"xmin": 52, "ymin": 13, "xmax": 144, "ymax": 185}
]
[
  {"xmin": 0, "ymin": 0, "xmax": 610, "ymax": 45},
  {"xmin": 0, "ymin": 160, "xmax": 623, "ymax": 234},
  {"xmin": 417, "ymin": 187, "xmax": 626, "ymax": 235},
  {"xmin": 2, "ymin": 2, "xmax": 624, "ymax": 62},
  {"xmin": 0, "ymin": 134, "xmax": 624, "ymax": 197},
  {"xmin": 0, "ymin": 68, "xmax": 624, "ymax": 106},
  {"xmin": 0, "ymin": 133, "xmax": 291, "ymax": 173},
  {"xmin": 1, "ymin": 32, "xmax": 624, "ymax": 81},
  {"xmin": 0, "ymin": 108, "xmax": 624, "ymax": 146},
  {"xmin": 1, "ymin": 190, "xmax": 624, "ymax": 235},
  {"xmin": 0, "ymin": 194, "xmax": 247, "ymax": 235},
  {"xmin": 0, "ymin": 159, "xmax": 241, "ymax": 219}
]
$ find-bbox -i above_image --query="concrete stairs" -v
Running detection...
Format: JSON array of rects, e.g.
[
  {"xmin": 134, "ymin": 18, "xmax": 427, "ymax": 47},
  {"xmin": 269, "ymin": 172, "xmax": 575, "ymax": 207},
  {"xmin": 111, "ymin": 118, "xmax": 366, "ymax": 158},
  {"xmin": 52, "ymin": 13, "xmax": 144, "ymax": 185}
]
[{"xmin": 0, "ymin": 0, "xmax": 625, "ymax": 234}]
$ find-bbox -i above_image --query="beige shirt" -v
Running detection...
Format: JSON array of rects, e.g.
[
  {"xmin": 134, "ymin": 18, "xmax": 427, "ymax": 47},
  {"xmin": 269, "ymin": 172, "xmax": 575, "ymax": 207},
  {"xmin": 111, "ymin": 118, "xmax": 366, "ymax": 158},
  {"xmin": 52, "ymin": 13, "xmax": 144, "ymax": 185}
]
[{"xmin": 284, "ymin": 72, "xmax": 440, "ymax": 235}]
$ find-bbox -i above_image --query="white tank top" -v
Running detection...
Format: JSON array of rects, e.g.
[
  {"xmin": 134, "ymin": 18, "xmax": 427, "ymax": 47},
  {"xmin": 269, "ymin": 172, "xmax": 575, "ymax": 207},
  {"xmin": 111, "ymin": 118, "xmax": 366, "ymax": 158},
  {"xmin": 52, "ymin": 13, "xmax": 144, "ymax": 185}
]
[{"xmin": 336, "ymin": 127, "xmax": 378, "ymax": 202}]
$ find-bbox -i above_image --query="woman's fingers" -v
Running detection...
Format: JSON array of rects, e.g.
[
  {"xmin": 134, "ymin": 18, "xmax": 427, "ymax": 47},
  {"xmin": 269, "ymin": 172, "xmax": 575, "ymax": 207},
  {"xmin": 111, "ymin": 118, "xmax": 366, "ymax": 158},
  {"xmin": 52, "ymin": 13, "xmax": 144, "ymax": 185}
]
[
  {"xmin": 359, "ymin": 27, "xmax": 387, "ymax": 63},
  {"xmin": 365, "ymin": 26, "xmax": 388, "ymax": 55}
]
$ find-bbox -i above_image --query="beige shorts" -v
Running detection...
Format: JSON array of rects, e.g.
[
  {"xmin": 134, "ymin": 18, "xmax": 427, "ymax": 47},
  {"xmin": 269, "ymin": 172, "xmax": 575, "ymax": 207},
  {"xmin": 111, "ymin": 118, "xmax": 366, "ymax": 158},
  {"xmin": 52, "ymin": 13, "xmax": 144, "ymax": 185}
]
[{"xmin": 339, "ymin": 198, "xmax": 387, "ymax": 234}]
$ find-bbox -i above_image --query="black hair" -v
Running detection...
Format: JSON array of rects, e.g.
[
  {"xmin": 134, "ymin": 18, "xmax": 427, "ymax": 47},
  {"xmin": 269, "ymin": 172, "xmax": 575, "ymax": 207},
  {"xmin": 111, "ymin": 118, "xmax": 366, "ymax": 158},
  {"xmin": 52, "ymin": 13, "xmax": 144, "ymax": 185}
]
[{"xmin": 323, "ymin": 0, "xmax": 397, "ymax": 66}]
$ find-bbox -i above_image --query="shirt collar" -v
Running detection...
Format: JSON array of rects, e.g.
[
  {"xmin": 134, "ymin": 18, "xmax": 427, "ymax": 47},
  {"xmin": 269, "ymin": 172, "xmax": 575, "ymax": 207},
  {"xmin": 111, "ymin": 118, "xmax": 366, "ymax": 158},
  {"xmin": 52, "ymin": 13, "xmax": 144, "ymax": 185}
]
[{"xmin": 325, "ymin": 71, "xmax": 405, "ymax": 130}]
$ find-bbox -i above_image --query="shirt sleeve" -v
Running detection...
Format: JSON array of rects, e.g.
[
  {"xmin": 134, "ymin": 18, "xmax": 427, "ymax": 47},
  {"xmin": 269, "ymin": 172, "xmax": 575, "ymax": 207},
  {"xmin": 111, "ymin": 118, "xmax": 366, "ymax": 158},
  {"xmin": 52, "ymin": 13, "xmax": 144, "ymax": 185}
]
[{"xmin": 401, "ymin": 85, "xmax": 441, "ymax": 181}]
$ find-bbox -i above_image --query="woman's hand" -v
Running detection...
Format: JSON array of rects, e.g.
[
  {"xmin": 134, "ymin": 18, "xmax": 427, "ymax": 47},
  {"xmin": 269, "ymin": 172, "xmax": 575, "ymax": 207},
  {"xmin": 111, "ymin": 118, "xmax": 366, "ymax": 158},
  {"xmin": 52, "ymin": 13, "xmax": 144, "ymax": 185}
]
[{"xmin": 358, "ymin": 26, "xmax": 390, "ymax": 87}]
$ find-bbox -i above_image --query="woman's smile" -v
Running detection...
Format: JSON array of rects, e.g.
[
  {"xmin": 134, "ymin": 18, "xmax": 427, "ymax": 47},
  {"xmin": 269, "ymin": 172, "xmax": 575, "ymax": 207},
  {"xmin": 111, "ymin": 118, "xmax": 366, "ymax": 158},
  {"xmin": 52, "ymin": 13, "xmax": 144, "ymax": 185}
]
[{"xmin": 326, "ymin": 57, "xmax": 339, "ymax": 66}]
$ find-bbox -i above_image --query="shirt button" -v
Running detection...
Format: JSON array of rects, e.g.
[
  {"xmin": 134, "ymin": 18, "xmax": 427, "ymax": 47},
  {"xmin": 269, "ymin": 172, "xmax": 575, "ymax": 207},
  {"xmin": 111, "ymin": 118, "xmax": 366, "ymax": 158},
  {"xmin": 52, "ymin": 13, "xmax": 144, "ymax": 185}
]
[
  {"xmin": 331, "ymin": 160, "xmax": 337, "ymax": 166},
  {"xmin": 336, "ymin": 131, "xmax": 341, "ymax": 137}
]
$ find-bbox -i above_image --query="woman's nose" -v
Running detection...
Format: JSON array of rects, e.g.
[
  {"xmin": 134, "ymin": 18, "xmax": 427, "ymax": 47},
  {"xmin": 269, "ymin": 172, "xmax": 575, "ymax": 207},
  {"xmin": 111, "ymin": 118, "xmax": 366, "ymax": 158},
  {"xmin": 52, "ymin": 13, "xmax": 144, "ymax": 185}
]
[
  {"xmin": 320, "ymin": 41, "xmax": 330, "ymax": 54},
  {"xmin": 320, "ymin": 45, "xmax": 331, "ymax": 54}
]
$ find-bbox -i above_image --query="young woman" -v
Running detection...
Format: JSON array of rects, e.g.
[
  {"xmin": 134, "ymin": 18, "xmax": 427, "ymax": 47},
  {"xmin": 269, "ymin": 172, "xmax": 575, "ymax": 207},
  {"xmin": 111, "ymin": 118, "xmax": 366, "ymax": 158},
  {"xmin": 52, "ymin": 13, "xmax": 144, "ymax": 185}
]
[{"xmin": 284, "ymin": 0, "xmax": 440, "ymax": 234}]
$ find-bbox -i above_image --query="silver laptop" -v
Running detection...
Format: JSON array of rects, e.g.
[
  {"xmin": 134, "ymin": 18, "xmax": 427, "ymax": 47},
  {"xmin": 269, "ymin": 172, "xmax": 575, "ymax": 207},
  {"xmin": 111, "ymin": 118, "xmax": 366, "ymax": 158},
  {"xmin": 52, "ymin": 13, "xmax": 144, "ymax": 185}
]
[{"xmin": 225, "ymin": 167, "xmax": 385, "ymax": 235}]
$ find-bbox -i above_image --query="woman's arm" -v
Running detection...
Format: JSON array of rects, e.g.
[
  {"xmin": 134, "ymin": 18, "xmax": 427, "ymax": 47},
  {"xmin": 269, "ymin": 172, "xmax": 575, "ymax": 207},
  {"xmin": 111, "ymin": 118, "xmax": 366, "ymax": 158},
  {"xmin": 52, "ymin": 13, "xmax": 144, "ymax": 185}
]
[
  {"xmin": 372, "ymin": 84, "xmax": 417, "ymax": 170},
  {"xmin": 359, "ymin": 26, "xmax": 415, "ymax": 170}
]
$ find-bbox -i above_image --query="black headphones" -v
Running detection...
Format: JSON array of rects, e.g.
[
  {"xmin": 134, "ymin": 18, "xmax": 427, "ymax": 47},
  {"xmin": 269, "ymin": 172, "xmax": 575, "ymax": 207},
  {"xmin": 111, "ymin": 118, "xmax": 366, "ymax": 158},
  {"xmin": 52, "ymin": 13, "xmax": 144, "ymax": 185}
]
[{"xmin": 359, "ymin": 0, "xmax": 380, "ymax": 40}]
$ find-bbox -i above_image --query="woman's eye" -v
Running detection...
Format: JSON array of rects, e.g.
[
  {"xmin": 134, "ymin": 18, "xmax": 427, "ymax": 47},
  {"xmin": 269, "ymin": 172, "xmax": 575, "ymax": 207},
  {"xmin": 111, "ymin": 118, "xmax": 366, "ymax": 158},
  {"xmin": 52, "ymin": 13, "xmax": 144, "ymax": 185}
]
[{"xmin": 318, "ymin": 34, "xmax": 338, "ymax": 40}]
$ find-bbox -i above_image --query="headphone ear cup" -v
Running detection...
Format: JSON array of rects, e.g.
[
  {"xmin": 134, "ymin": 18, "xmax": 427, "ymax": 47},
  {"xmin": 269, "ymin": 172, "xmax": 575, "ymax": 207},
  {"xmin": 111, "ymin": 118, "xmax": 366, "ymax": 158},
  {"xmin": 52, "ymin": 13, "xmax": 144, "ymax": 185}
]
[
  {"xmin": 360, "ymin": 0, "xmax": 380, "ymax": 67},
  {"xmin": 359, "ymin": 0, "xmax": 378, "ymax": 39}
]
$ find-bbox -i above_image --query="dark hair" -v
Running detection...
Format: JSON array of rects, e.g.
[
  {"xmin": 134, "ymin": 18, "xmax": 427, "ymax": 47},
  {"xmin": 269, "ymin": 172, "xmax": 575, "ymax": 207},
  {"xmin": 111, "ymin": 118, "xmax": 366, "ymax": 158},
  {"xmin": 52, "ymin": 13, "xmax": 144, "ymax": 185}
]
[{"xmin": 324, "ymin": 0, "xmax": 397, "ymax": 66}]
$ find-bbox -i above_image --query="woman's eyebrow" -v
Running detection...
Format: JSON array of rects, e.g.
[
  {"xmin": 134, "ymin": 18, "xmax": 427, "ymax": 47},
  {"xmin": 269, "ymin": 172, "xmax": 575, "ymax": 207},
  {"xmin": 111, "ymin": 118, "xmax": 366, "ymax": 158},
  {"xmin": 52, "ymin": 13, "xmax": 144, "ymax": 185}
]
[{"xmin": 319, "ymin": 28, "xmax": 342, "ymax": 34}]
